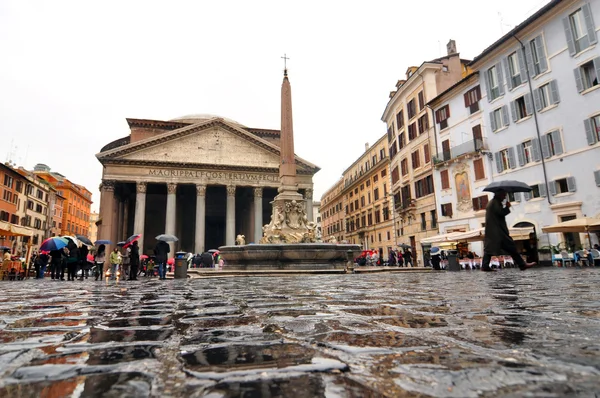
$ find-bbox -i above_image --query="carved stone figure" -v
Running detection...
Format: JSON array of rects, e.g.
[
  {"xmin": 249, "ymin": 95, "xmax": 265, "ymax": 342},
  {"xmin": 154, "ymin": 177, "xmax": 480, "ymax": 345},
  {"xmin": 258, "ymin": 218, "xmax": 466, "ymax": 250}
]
[{"xmin": 235, "ymin": 234, "xmax": 245, "ymax": 245}]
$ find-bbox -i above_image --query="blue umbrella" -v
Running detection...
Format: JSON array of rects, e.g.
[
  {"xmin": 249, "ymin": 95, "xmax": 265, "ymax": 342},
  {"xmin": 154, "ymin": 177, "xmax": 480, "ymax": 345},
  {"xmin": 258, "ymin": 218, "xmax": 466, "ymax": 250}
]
[
  {"xmin": 430, "ymin": 247, "xmax": 441, "ymax": 255},
  {"xmin": 95, "ymin": 240, "xmax": 112, "ymax": 245},
  {"xmin": 40, "ymin": 237, "xmax": 69, "ymax": 252}
]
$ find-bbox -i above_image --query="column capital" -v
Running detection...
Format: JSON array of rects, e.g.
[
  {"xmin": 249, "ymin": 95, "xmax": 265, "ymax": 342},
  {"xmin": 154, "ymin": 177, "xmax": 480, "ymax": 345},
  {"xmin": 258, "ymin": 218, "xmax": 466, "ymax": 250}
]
[
  {"xmin": 226, "ymin": 185, "xmax": 236, "ymax": 197},
  {"xmin": 304, "ymin": 188, "xmax": 313, "ymax": 200},
  {"xmin": 100, "ymin": 180, "xmax": 116, "ymax": 192},
  {"xmin": 196, "ymin": 184, "xmax": 207, "ymax": 197},
  {"xmin": 253, "ymin": 187, "xmax": 263, "ymax": 198},
  {"xmin": 167, "ymin": 183, "xmax": 177, "ymax": 195},
  {"xmin": 136, "ymin": 181, "xmax": 147, "ymax": 194}
]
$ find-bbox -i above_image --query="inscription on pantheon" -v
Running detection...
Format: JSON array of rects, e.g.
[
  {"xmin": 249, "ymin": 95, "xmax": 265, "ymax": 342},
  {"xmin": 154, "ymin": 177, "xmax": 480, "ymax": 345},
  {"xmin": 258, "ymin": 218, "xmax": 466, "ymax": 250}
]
[{"xmin": 148, "ymin": 169, "xmax": 278, "ymax": 182}]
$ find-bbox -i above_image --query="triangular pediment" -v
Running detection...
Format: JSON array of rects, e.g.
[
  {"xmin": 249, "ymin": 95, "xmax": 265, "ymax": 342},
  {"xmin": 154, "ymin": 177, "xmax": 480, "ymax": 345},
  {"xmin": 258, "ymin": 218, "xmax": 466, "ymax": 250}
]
[{"xmin": 97, "ymin": 118, "xmax": 318, "ymax": 173}]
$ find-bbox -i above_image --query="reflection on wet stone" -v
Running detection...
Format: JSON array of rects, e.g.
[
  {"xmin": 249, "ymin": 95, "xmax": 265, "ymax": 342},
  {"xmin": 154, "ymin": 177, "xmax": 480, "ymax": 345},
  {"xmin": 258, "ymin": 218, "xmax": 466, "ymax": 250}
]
[{"xmin": 0, "ymin": 269, "xmax": 599, "ymax": 396}]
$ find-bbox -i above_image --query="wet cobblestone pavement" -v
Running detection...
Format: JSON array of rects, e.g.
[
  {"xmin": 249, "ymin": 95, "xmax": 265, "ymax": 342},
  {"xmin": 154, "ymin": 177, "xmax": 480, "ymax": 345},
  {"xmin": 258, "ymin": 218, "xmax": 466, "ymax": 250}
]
[{"xmin": 0, "ymin": 268, "xmax": 599, "ymax": 397}]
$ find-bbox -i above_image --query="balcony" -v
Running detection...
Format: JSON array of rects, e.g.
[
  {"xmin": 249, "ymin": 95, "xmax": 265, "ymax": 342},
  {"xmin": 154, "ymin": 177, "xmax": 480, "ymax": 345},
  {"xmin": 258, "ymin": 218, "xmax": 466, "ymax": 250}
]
[
  {"xmin": 433, "ymin": 138, "xmax": 487, "ymax": 166},
  {"xmin": 396, "ymin": 199, "xmax": 416, "ymax": 213}
]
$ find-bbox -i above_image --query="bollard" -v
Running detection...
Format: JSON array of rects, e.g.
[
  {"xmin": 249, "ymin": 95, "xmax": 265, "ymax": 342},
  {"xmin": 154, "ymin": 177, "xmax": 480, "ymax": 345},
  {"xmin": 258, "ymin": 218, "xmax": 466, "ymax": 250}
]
[{"xmin": 346, "ymin": 249, "xmax": 355, "ymax": 273}]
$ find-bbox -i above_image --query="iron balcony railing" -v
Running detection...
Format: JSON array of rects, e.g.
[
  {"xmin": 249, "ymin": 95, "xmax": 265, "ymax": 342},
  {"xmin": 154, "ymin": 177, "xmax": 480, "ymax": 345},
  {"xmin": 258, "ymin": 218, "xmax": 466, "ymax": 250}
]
[{"xmin": 433, "ymin": 138, "xmax": 487, "ymax": 164}]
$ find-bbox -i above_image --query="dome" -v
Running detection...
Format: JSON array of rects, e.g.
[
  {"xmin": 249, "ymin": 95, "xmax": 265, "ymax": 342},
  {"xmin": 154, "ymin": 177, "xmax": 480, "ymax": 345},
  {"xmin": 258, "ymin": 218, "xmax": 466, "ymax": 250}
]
[{"xmin": 170, "ymin": 114, "xmax": 245, "ymax": 127}]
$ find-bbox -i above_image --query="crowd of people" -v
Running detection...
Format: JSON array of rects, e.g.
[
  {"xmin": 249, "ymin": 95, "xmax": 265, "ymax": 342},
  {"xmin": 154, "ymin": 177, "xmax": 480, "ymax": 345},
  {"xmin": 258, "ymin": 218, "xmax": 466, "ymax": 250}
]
[{"xmin": 355, "ymin": 248, "xmax": 414, "ymax": 267}]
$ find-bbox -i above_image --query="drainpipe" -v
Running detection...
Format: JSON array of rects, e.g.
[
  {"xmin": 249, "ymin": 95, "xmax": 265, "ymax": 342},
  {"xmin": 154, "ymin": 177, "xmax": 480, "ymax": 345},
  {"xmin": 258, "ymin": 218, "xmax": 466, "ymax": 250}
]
[{"xmin": 513, "ymin": 34, "xmax": 552, "ymax": 205}]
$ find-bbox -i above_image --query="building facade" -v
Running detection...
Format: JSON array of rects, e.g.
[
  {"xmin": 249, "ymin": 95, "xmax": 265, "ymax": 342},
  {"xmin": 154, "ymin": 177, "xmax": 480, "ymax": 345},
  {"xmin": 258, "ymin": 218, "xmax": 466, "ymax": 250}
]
[
  {"xmin": 470, "ymin": 0, "xmax": 600, "ymax": 251},
  {"xmin": 96, "ymin": 115, "xmax": 319, "ymax": 256},
  {"xmin": 341, "ymin": 137, "xmax": 394, "ymax": 254},
  {"xmin": 320, "ymin": 178, "xmax": 346, "ymax": 243},
  {"xmin": 0, "ymin": 163, "xmax": 26, "ymax": 252},
  {"xmin": 382, "ymin": 43, "xmax": 470, "ymax": 265},
  {"xmin": 428, "ymin": 72, "xmax": 491, "ymax": 256},
  {"xmin": 16, "ymin": 170, "xmax": 51, "ymax": 251},
  {"xmin": 89, "ymin": 211, "xmax": 99, "ymax": 244}
]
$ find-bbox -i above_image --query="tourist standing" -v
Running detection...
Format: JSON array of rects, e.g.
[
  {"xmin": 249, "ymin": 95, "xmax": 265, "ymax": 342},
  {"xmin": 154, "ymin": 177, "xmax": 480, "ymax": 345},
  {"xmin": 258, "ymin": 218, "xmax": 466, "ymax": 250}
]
[
  {"xmin": 154, "ymin": 240, "xmax": 170, "ymax": 280},
  {"xmin": 109, "ymin": 247, "xmax": 121, "ymax": 279},
  {"xmin": 129, "ymin": 241, "xmax": 139, "ymax": 280},
  {"xmin": 482, "ymin": 190, "xmax": 535, "ymax": 272},
  {"xmin": 201, "ymin": 251, "xmax": 214, "ymax": 268},
  {"xmin": 49, "ymin": 249, "xmax": 63, "ymax": 280},
  {"xmin": 94, "ymin": 245, "xmax": 106, "ymax": 280},
  {"xmin": 79, "ymin": 244, "xmax": 89, "ymax": 280},
  {"xmin": 66, "ymin": 242, "xmax": 79, "ymax": 281},
  {"xmin": 121, "ymin": 246, "xmax": 131, "ymax": 279}
]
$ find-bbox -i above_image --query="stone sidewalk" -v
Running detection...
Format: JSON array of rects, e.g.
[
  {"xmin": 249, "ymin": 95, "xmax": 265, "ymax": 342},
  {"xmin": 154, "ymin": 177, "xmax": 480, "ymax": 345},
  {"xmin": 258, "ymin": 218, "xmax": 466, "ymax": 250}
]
[{"xmin": 0, "ymin": 268, "xmax": 599, "ymax": 397}]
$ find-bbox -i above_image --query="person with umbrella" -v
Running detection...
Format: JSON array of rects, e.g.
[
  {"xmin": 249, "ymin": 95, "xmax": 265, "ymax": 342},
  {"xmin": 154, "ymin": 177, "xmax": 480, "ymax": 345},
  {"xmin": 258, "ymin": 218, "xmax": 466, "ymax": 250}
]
[
  {"xmin": 154, "ymin": 240, "xmax": 170, "ymax": 280},
  {"xmin": 403, "ymin": 248, "xmax": 413, "ymax": 267},
  {"xmin": 109, "ymin": 247, "xmax": 121, "ymax": 279},
  {"xmin": 66, "ymin": 239, "xmax": 80, "ymax": 281},
  {"xmin": 431, "ymin": 247, "xmax": 442, "ymax": 270},
  {"xmin": 129, "ymin": 240, "xmax": 140, "ymax": 280},
  {"xmin": 94, "ymin": 244, "xmax": 106, "ymax": 280},
  {"xmin": 482, "ymin": 184, "xmax": 536, "ymax": 272}
]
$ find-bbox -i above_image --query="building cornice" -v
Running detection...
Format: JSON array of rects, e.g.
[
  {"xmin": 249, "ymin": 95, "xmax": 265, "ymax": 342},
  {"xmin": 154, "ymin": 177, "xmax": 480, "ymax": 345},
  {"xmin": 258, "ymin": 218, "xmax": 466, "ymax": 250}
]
[{"xmin": 341, "ymin": 158, "xmax": 391, "ymax": 195}]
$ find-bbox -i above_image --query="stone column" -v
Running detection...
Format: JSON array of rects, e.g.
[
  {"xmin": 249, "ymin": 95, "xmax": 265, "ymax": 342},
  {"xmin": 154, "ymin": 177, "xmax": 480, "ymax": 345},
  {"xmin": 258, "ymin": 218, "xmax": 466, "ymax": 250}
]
[
  {"xmin": 165, "ymin": 183, "xmax": 177, "ymax": 256},
  {"xmin": 99, "ymin": 180, "xmax": 116, "ymax": 250},
  {"xmin": 253, "ymin": 187, "xmax": 263, "ymax": 243},
  {"xmin": 134, "ymin": 182, "xmax": 147, "ymax": 252},
  {"xmin": 116, "ymin": 196, "xmax": 124, "ymax": 242},
  {"xmin": 111, "ymin": 187, "xmax": 120, "ymax": 246},
  {"xmin": 305, "ymin": 188, "xmax": 314, "ymax": 222},
  {"xmin": 195, "ymin": 184, "xmax": 206, "ymax": 254},
  {"xmin": 122, "ymin": 198, "xmax": 129, "ymax": 240},
  {"xmin": 225, "ymin": 185, "xmax": 236, "ymax": 246}
]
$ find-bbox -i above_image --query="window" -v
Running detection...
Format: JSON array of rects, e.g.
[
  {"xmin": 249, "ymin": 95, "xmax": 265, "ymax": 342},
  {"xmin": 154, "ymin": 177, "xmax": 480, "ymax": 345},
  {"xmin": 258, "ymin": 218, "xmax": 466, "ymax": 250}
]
[
  {"xmin": 389, "ymin": 141, "xmax": 398, "ymax": 159},
  {"xmin": 472, "ymin": 195, "xmax": 489, "ymax": 211},
  {"xmin": 490, "ymin": 106, "xmax": 509, "ymax": 132},
  {"xmin": 594, "ymin": 170, "xmax": 600, "ymax": 186},
  {"xmin": 391, "ymin": 166, "xmax": 400, "ymax": 185},
  {"xmin": 534, "ymin": 80, "xmax": 560, "ymax": 111},
  {"xmin": 564, "ymin": 5, "xmax": 597, "ymax": 55},
  {"xmin": 485, "ymin": 64, "xmax": 504, "ymax": 101},
  {"xmin": 550, "ymin": 177, "xmax": 576, "ymax": 195},
  {"xmin": 528, "ymin": 36, "xmax": 548, "ymax": 76},
  {"xmin": 418, "ymin": 91, "xmax": 425, "ymax": 110},
  {"xmin": 380, "ymin": 148, "xmax": 386, "ymax": 159},
  {"xmin": 541, "ymin": 130, "xmax": 563, "ymax": 158},
  {"xmin": 401, "ymin": 159, "xmax": 408, "ymax": 176},
  {"xmin": 383, "ymin": 207, "xmax": 389, "ymax": 221},
  {"xmin": 396, "ymin": 110, "xmax": 404, "ymax": 129},
  {"xmin": 435, "ymin": 105, "xmax": 450, "ymax": 130},
  {"xmin": 472, "ymin": 125, "xmax": 483, "ymax": 150},
  {"xmin": 507, "ymin": 192, "xmax": 520, "ymax": 203},
  {"xmin": 411, "ymin": 150, "xmax": 420, "ymax": 169},
  {"xmin": 585, "ymin": 114, "xmax": 600, "ymax": 145},
  {"xmin": 463, "ymin": 85, "xmax": 481, "ymax": 114},
  {"xmin": 517, "ymin": 140, "xmax": 533, "ymax": 166},
  {"xmin": 2, "ymin": 190, "xmax": 12, "ymax": 203},
  {"xmin": 3, "ymin": 175, "xmax": 13, "ymax": 188},
  {"xmin": 366, "ymin": 180, "xmax": 370, "ymax": 187},
  {"xmin": 398, "ymin": 132, "xmax": 405, "ymax": 150},
  {"xmin": 431, "ymin": 210, "xmax": 437, "ymax": 229},
  {"xmin": 400, "ymin": 185, "xmax": 412, "ymax": 209},
  {"xmin": 440, "ymin": 169, "xmax": 450, "ymax": 189},
  {"xmin": 506, "ymin": 51, "xmax": 522, "ymax": 88},
  {"xmin": 35, "ymin": 204, "xmax": 42, "ymax": 213},
  {"xmin": 407, "ymin": 99, "xmax": 417, "ymax": 119},
  {"xmin": 373, "ymin": 174, "xmax": 378, "ymax": 183},
  {"xmin": 387, "ymin": 125, "xmax": 394, "ymax": 142},
  {"xmin": 414, "ymin": 175, "xmax": 434, "ymax": 198},
  {"xmin": 421, "ymin": 212, "xmax": 427, "ymax": 231},
  {"xmin": 473, "ymin": 158, "xmax": 485, "ymax": 180},
  {"xmin": 511, "ymin": 95, "xmax": 532, "ymax": 121},
  {"xmin": 423, "ymin": 144, "xmax": 430, "ymax": 164},
  {"xmin": 408, "ymin": 123, "xmax": 417, "ymax": 140},
  {"xmin": 495, "ymin": 148, "xmax": 516, "ymax": 173},
  {"xmin": 36, "ymin": 189, "xmax": 43, "ymax": 199},
  {"xmin": 574, "ymin": 58, "xmax": 600, "ymax": 92},
  {"xmin": 375, "ymin": 208, "xmax": 381, "ymax": 223},
  {"xmin": 368, "ymin": 213, "xmax": 373, "ymax": 226},
  {"xmin": 418, "ymin": 114, "xmax": 429, "ymax": 134},
  {"xmin": 381, "ymin": 169, "xmax": 386, "ymax": 177},
  {"xmin": 441, "ymin": 203, "xmax": 453, "ymax": 217},
  {"xmin": 15, "ymin": 181, "xmax": 22, "ymax": 193},
  {"xmin": 27, "ymin": 200, "xmax": 34, "ymax": 210}
]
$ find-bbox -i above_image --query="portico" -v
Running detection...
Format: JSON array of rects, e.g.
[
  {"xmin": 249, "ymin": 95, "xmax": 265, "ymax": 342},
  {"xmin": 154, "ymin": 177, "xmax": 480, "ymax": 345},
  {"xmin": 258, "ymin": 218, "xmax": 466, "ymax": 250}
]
[{"xmin": 96, "ymin": 116, "xmax": 318, "ymax": 256}]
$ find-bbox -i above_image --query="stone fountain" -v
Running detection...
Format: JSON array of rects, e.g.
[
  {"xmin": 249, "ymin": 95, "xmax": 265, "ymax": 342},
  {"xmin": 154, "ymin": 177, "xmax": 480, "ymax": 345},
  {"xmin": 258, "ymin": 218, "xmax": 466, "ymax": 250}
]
[{"xmin": 219, "ymin": 67, "xmax": 360, "ymax": 270}]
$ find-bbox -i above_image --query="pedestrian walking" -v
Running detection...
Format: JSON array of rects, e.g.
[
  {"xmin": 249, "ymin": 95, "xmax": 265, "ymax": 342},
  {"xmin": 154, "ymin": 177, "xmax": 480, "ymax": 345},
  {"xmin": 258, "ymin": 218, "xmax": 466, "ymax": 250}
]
[
  {"xmin": 403, "ymin": 248, "xmax": 413, "ymax": 267},
  {"xmin": 154, "ymin": 240, "xmax": 170, "ymax": 280},
  {"xmin": 121, "ymin": 246, "xmax": 131, "ymax": 279},
  {"xmin": 66, "ymin": 242, "xmax": 79, "ymax": 281},
  {"xmin": 94, "ymin": 245, "xmax": 106, "ymax": 280},
  {"xmin": 78, "ymin": 244, "xmax": 90, "ymax": 280},
  {"xmin": 109, "ymin": 247, "xmax": 121, "ymax": 280},
  {"xmin": 482, "ymin": 190, "xmax": 536, "ymax": 272},
  {"xmin": 129, "ymin": 241, "xmax": 139, "ymax": 280}
]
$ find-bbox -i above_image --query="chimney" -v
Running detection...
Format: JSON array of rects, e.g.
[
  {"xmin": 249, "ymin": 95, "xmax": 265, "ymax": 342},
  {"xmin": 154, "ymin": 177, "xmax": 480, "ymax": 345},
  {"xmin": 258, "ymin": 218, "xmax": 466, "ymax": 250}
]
[
  {"xmin": 365, "ymin": 142, "xmax": 370, "ymax": 152},
  {"xmin": 447, "ymin": 39, "xmax": 457, "ymax": 55}
]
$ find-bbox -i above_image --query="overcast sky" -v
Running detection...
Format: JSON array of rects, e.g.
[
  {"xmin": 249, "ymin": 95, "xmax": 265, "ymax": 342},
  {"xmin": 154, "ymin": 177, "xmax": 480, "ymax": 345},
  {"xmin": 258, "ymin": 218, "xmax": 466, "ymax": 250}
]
[{"xmin": 1, "ymin": 0, "xmax": 550, "ymax": 212}]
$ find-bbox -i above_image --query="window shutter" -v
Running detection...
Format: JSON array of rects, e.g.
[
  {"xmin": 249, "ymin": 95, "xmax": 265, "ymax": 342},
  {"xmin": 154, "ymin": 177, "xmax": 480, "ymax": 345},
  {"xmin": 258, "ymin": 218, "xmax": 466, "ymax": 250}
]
[
  {"xmin": 582, "ymin": 3, "xmax": 598, "ymax": 46},
  {"xmin": 510, "ymin": 101, "xmax": 518, "ymax": 122},
  {"xmin": 594, "ymin": 170, "xmax": 600, "ymax": 186},
  {"xmin": 481, "ymin": 195, "xmax": 489, "ymax": 208},
  {"xmin": 485, "ymin": 69, "xmax": 493, "ymax": 102},
  {"xmin": 567, "ymin": 176, "xmax": 577, "ymax": 192},
  {"xmin": 548, "ymin": 80, "xmax": 559, "ymax": 104},
  {"xmin": 472, "ymin": 124, "xmax": 482, "ymax": 141},
  {"xmin": 541, "ymin": 134, "xmax": 551, "ymax": 158},
  {"xmin": 448, "ymin": 204, "xmax": 453, "ymax": 218},
  {"xmin": 516, "ymin": 144, "xmax": 525, "ymax": 166},
  {"xmin": 539, "ymin": 183, "xmax": 547, "ymax": 197},
  {"xmin": 574, "ymin": 67, "xmax": 584, "ymax": 93},
  {"xmin": 549, "ymin": 181, "xmax": 557, "ymax": 196},
  {"xmin": 525, "ymin": 41, "xmax": 536, "ymax": 78},
  {"xmin": 531, "ymin": 138, "xmax": 541, "ymax": 161},
  {"xmin": 496, "ymin": 62, "xmax": 505, "ymax": 96},
  {"xmin": 503, "ymin": 58, "xmax": 513, "ymax": 90},
  {"xmin": 535, "ymin": 36, "xmax": 548, "ymax": 73},
  {"xmin": 489, "ymin": 111, "xmax": 497, "ymax": 132},
  {"xmin": 523, "ymin": 190, "xmax": 531, "ymax": 201},
  {"xmin": 584, "ymin": 118, "xmax": 598, "ymax": 145},
  {"xmin": 563, "ymin": 16, "xmax": 577, "ymax": 56},
  {"xmin": 594, "ymin": 58, "xmax": 600, "ymax": 87},
  {"xmin": 551, "ymin": 130, "xmax": 563, "ymax": 155},
  {"xmin": 518, "ymin": 48, "xmax": 528, "ymax": 83},
  {"xmin": 464, "ymin": 92, "xmax": 470, "ymax": 107},
  {"xmin": 507, "ymin": 147, "xmax": 517, "ymax": 169},
  {"xmin": 472, "ymin": 197, "xmax": 479, "ymax": 210},
  {"xmin": 524, "ymin": 93, "xmax": 533, "ymax": 115},
  {"xmin": 501, "ymin": 105, "xmax": 510, "ymax": 127},
  {"xmin": 495, "ymin": 152, "xmax": 503, "ymax": 173},
  {"xmin": 534, "ymin": 88, "xmax": 542, "ymax": 111}
]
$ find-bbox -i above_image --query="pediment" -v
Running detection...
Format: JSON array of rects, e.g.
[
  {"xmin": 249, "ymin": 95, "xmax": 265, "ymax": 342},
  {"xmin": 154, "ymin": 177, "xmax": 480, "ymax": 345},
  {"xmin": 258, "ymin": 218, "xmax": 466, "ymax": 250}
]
[{"xmin": 97, "ymin": 118, "xmax": 318, "ymax": 173}]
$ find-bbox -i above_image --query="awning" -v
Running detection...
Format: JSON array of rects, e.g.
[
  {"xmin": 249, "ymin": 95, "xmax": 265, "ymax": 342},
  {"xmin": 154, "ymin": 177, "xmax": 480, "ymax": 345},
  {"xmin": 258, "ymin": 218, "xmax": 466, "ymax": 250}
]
[
  {"xmin": 541, "ymin": 217, "xmax": 600, "ymax": 233},
  {"xmin": 420, "ymin": 232, "xmax": 465, "ymax": 244},
  {"xmin": 452, "ymin": 227, "xmax": 534, "ymax": 242},
  {"xmin": 0, "ymin": 221, "xmax": 34, "ymax": 237}
]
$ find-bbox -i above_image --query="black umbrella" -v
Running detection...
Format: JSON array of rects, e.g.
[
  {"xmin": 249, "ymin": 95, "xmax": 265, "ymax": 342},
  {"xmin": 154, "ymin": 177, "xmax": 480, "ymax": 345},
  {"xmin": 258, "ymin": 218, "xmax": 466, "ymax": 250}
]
[
  {"xmin": 75, "ymin": 235, "xmax": 93, "ymax": 246},
  {"xmin": 398, "ymin": 243, "xmax": 412, "ymax": 249},
  {"xmin": 117, "ymin": 241, "xmax": 126, "ymax": 247},
  {"xmin": 483, "ymin": 180, "xmax": 532, "ymax": 193}
]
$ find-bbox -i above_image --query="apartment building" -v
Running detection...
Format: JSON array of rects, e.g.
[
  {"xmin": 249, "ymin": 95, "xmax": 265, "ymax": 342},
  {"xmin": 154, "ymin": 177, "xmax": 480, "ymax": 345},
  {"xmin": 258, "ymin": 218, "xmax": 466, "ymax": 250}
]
[
  {"xmin": 470, "ymin": 0, "xmax": 600, "ymax": 250},
  {"xmin": 381, "ymin": 41, "xmax": 470, "ymax": 265},
  {"xmin": 341, "ymin": 136, "xmax": 394, "ymax": 254},
  {"xmin": 320, "ymin": 178, "xmax": 346, "ymax": 243}
]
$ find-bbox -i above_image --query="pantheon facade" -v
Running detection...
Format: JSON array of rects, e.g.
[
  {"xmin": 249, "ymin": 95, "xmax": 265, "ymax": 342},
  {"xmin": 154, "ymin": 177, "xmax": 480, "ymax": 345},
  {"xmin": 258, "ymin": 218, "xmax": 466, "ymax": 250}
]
[{"xmin": 96, "ymin": 115, "xmax": 319, "ymax": 255}]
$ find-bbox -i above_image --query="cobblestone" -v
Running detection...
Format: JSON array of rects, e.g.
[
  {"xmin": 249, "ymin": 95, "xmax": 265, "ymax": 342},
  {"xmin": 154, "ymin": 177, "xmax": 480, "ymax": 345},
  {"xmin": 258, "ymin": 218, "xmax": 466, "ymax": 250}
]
[{"xmin": 0, "ymin": 268, "xmax": 599, "ymax": 397}]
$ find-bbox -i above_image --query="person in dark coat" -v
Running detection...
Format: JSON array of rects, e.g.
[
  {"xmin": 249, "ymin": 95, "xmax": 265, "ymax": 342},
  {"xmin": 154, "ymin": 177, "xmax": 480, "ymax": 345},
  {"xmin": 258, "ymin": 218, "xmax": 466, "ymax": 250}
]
[
  {"xmin": 154, "ymin": 240, "xmax": 170, "ymax": 280},
  {"xmin": 201, "ymin": 252, "xmax": 214, "ymax": 268},
  {"xmin": 78, "ymin": 245, "xmax": 90, "ymax": 280},
  {"xmin": 403, "ymin": 248, "xmax": 413, "ymax": 267},
  {"xmin": 49, "ymin": 249, "xmax": 63, "ymax": 280},
  {"xmin": 129, "ymin": 241, "xmax": 140, "ymax": 280},
  {"xmin": 66, "ymin": 241, "xmax": 79, "ymax": 281},
  {"xmin": 431, "ymin": 253, "xmax": 442, "ymax": 270},
  {"xmin": 482, "ymin": 190, "xmax": 536, "ymax": 272}
]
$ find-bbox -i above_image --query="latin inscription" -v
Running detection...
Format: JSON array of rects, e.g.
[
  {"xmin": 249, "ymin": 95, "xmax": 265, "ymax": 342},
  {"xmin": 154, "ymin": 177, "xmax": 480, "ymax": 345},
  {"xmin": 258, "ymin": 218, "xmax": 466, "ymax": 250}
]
[{"xmin": 148, "ymin": 169, "xmax": 278, "ymax": 182}]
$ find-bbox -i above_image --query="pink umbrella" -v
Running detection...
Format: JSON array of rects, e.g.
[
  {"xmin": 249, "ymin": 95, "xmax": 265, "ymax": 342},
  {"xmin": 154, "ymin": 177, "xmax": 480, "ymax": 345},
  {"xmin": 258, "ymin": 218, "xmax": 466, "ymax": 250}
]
[{"xmin": 140, "ymin": 254, "xmax": 149, "ymax": 260}]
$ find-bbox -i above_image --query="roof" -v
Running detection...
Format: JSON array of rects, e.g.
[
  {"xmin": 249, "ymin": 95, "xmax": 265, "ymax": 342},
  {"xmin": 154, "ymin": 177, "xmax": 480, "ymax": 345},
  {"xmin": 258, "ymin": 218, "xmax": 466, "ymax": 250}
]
[
  {"xmin": 470, "ymin": 0, "xmax": 562, "ymax": 67},
  {"xmin": 426, "ymin": 71, "xmax": 480, "ymax": 107}
]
